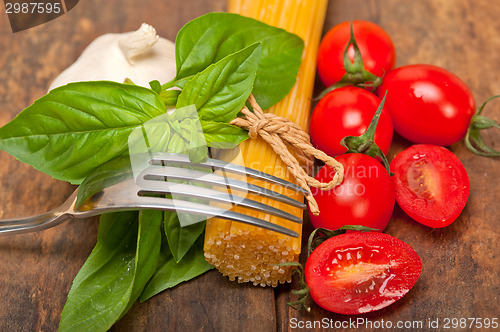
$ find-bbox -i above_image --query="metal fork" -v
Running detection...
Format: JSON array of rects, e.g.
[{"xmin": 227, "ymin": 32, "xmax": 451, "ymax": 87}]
[{"xmin": 0, "ymin": 153, "xmax": 307, "ymax": 237}]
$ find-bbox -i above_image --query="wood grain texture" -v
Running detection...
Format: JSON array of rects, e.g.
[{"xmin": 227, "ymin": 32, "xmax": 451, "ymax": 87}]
[{"xmin": 0, "ymin": 0, "xmax": 498, "ymax": 331}]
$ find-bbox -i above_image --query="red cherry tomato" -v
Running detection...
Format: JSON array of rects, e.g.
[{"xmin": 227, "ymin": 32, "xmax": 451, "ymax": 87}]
[
  {"xmin": 317, "ymin": 20, "xmax": 396, "ymax": 87},
  {"xmin": 310, "ymin": 86, "xmax": 393, "ymax": 157},
  {"xmin": 305, "ymin": 232, "xmax": 422, "ymax": 314},
  {"xmin": 309, "ymin": 153, "xmax": 395, "ymax": 231},
  {"xmin": 390, "ymin": 144, "xmax": 470, "ymax": 228},
  {"xmin": 377, "ymin": 64, "xmax": 476, "ymax": 146}
]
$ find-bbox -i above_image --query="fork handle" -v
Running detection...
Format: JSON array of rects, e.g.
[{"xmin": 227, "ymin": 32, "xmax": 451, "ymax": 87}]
[{"xmin": 0, "ymin": 211, "xmax": 74, "ymax": 236}]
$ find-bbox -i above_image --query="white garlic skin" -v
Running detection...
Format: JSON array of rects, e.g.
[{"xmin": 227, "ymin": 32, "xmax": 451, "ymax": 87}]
[{"xmin": 49, "ymin": 23, "xmax": 177, "ymax": 90}]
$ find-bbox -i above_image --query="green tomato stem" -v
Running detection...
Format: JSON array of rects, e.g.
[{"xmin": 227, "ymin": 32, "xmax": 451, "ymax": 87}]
[
  {"xmin": 465, "ymin": 95, "xmax": 500, "ymax": 158},
  {"xmin": 317, "ymin": 22, "xmax": 384, "ymax": 98},
  {"xmin": 340, "ymin": 92, "xmax": 393, "ymax": 175},
  {"xmin": 343, "ymin": 23, "xmax": 365, "ymax": 74},
  {"xmin": 272, "ymin": 262, "xmax": 311, "ymax": 311}
]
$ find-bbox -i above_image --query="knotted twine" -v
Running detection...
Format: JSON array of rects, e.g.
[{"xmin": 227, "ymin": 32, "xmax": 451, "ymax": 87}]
[{"xmin": 230, "ymin": 94, "xmax": 344, "ymax": 215}]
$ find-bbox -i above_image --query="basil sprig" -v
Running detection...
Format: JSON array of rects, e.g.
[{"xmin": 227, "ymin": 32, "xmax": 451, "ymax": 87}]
[{"xmin": 0, "ymin": 12, "xmax": 304, "ymax": 331}]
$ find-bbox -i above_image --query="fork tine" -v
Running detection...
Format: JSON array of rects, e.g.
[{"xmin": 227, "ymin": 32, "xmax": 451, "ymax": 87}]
[
  {"xmin": 136, "ymin": 179, "xmax": 303, "ymax": 224},
  {"xmin": 143, "ymin": 165, "xmax": 307, "ymax": 209},
  {"xmin": 77, "ymin": 192, "xmax": 299, "ymax": 238},
  {"xmin": 150, "ymin": 152, "xmax": 309, "ymax": 194}
]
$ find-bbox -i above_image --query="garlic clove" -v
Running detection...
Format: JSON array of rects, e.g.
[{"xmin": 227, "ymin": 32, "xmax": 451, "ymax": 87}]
[{"xmin": 49, "ymin": 23, "xmax": 176, "ymax": 91}]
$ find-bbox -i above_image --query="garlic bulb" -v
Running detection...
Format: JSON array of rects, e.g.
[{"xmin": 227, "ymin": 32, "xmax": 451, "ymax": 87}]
[{"xmin": 49, "ymin": 23, "xmax": 176, "ymax": 90}]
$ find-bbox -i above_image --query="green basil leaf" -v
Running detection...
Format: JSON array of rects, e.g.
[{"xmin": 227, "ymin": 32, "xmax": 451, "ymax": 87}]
[
  {"xmin": 0, "ymin": 81, "xmax": 167, "ymax": 184},
  {"xmin": 167, "ymin": 131, "xmax": 188, "ymax": 153},
  {"xmin": 188, "ymin": 129, "xmax": 209, "ymax": 163},
  {"xmin": 176, "ymin": 43, "xmax": 261, "ymax": 123},
  {"xmin": 149, "ymin": 80, "xmax": 162, "ymax": 94},
  {"xmin": 139, "ymin": 234, "xmax": 213, "ymax": 302},
  {"xmin": 164, "ymin": 211, "xmax": 206, "ymax": 263},
  {"xmin": 159, "ymin": 89, "xmax": 181, "ymax": 106},
  {"xmin": 59, "ymin": 210, "xmax": 162, "ymax": 331},
  {"xmin": 129, "ymin": 114, "xmax": 173, "ymax": 154},
  {"xmin": 200, "ymin": 120, "xmax": 249, "ymax": 149},
  {"xmin": 121, "ymin": 210, "xmax": 163, "ymax": 316},
  {"xmin": 161, "ymin": 76, "xmax": 193, "ymax": 90},
  {"xmin": 75, "ymin": 156, "xmax": 133, "ymax": 209},
  {"xmin": 164, "ymin": 105, "xmax": 209, "ymax": 162},
  {"xmin": 175, "ymin": 12, "xmax": 304, "ymax": 109}
]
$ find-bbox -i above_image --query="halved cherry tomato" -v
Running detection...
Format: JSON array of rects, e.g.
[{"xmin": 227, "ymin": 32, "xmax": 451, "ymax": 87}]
[
  {"xmin": 317, "ymin": 20, "xmax": 396, "ymax": 87},
  {"xmin": 309, "ymin": 153, "xmax": 395, "ymax": 231},
  {"xmin": 305, "ymin": 232, "xmax": 422, "ymax": 314},
  {"xmin": 377, "ymin": 64, "xmax": 475, "ymax": 146},
  {"xmin": 310, "ymin": 86, "xmax": 393, "ymax": 157},
  {"xmin": 390, "ymin": 144, "xmax": 470, "ymax": 227}
]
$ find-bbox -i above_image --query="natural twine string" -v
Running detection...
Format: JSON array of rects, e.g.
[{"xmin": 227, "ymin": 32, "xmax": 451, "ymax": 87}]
[{"xmin": 230, "ymin": 94, "xmax": 344, "ymax": 215}]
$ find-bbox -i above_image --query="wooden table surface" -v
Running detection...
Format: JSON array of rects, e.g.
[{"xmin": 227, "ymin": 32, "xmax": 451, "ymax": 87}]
[{"xmin": 1, "ymin": 0, "xmax": 499, "ymax": 331}]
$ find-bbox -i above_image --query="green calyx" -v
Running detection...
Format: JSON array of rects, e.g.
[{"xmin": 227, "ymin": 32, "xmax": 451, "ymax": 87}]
[
  {"xmin": 340, "ymin": 92, "xmax": 393, "ymax": 175},
  {"xmin": 318, "ymin": 22, "xmax": 383, "ymax": 99},
  {"xmin": 465, "ymin": 95, "xmax": 500, "ymax": 157}
]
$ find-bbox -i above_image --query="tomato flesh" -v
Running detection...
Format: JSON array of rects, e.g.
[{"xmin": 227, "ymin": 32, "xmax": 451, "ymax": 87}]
[
  {"xmin": 390, "ymin": 144, "xmax": 470, "ymax": 227},
  {"xmin": 305, "ymin": 232, "xmax": 422, "ymax": 315}
]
